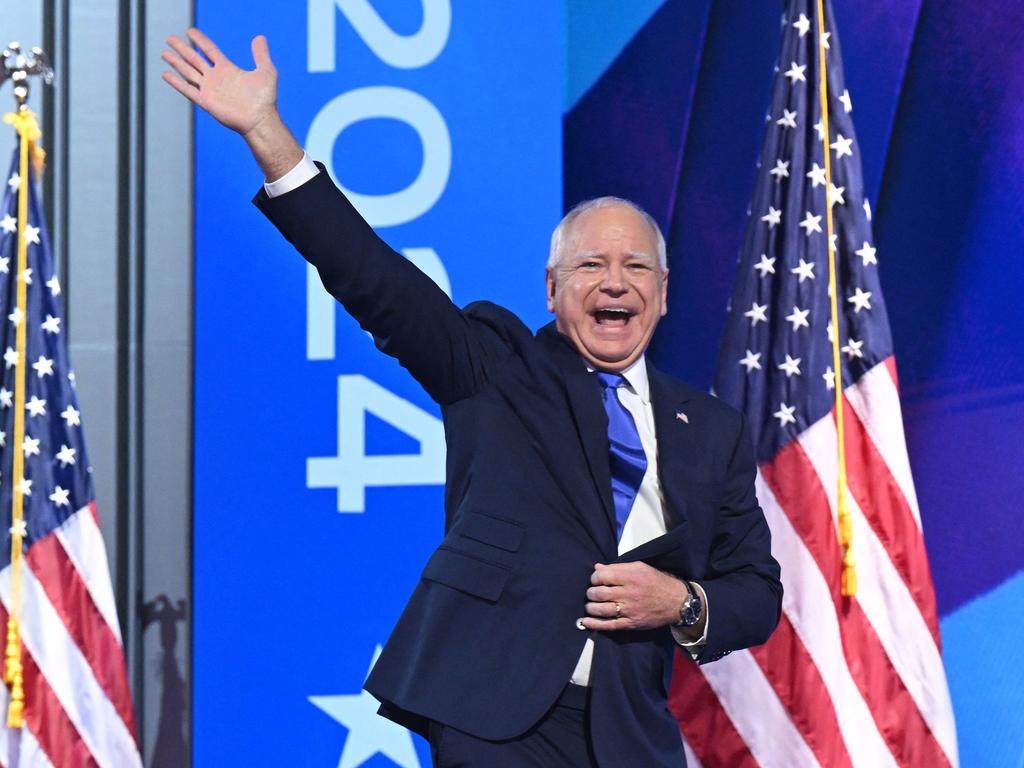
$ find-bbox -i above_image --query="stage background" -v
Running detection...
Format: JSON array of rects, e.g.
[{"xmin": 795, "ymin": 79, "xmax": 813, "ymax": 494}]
[{"xmin": 190, "ymin": 2, "xmax": 1023, "ymax": 767}]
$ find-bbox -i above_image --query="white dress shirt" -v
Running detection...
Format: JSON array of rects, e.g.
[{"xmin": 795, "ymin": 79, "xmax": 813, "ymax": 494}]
[{"xmin": 263, "ymin": 158, "xmax": 708, "ymax": 686}]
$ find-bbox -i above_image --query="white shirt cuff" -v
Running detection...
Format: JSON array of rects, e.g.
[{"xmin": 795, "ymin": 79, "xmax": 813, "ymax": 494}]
[
  {"xmin": 263, "ymin": 152, "xmax": 319, "ymax": 198},
  {"xmin": 670, "ymin": 581, "xmax": 709, "ymax": 660}
]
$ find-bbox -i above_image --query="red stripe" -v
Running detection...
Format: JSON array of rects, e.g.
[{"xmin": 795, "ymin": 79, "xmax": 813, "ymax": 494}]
[
  {"xmin": 0, "ymin": 603, "xmax": 100, "ymax": 768},
  {"xmin": 668, "ymin": 651, "xmax": 759, "ymax": 768},
  {"xmin": 26, "ymin": 529, "xmax": 138, "ymax": 739},
  {"xmin": 749, "ymin": 616, "xmax": 853, "ymax": 768},
  {"xmin": 761, "ymin": 440, "xmax": 951, "ymax": 768},
  {"xmin": 841, "ymin": 395, "xmax": 941, "ymax": 645}
]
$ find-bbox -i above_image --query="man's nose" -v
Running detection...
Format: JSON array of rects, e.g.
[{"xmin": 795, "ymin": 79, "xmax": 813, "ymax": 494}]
[{"xmin": 601, "ymin": 262, "xmax": 627, "ymax": 294}]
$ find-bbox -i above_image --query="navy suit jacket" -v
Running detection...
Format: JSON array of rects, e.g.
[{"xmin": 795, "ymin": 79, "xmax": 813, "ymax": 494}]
[{"xmin": 256, "ymin": 169, "xmax": 782, "ymax": 767}]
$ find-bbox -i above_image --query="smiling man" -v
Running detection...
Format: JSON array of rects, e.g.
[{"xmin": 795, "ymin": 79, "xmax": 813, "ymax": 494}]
[{"xmin": 163, "ymin": 28, "xmax": 781, "ymax": 768}]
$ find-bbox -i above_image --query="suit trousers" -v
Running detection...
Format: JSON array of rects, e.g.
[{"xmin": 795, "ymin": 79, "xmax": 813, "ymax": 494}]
[{"xmin": 428, "ymin": 684, "xmax": 599, "ymax": 767}]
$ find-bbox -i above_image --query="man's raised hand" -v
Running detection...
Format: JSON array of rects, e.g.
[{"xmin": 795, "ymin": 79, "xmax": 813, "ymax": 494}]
[{"xmin": 162, "ymin": 29, "xmax": 302, "ymax": 180}]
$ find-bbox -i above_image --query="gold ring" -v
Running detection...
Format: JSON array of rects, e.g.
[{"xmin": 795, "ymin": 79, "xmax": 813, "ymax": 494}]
[{"xmin": 614, "ymin": 601, "xmax": 622, "ymax": 618}]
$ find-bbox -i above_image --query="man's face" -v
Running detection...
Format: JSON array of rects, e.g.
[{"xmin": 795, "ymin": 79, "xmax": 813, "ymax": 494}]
[{"xmin": 546, "ymin": 204, "xmax": 668, "ymax": 372}]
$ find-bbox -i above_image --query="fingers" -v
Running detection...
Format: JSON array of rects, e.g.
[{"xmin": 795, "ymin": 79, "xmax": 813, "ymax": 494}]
[
  {"xmin": 586, "ymin": 585, "xmax": 619, "ymax": 602},
  {"xmin": 590, "ymin": 563, "xmax": 618, "ymax": 586},
  {"xmin": 161, "ymin": 71, "xmax": 200, "ymax": 103},
  {"xmin": 186, "ymin": 27, "xmax": 227, "ymax": 66},
  {"xmin": 580, "ymin": 616, "xmax": 630, "ymax": 632},
  {"xmin": 161, "ymin": 50, "xmax": 201, "ymax": 89},
  {"xmin": 166, "ymin": 34, "xmax": 210, "ymax": 76},
  {"xmin": 585, "ymin": 601, "xmax": 620, "ymax": 618},
  {"xmin": 251, "ymin": 35, "xmax": 273, "ymax": 69}
]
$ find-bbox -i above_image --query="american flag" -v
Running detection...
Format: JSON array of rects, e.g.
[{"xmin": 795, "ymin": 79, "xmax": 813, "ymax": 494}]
[
  {"xmin": 668, "ymin": 2, "xmax": 959, "ymax": 766},
  {"xmin": 0, "ymin": 142, "xmax": 142, "ymax": 766}
]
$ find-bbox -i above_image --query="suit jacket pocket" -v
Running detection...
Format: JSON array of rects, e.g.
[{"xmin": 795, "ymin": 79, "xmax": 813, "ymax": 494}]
[
  {"xmin": 422, "ymin": 546, "xmax": 511, "ymax": 602},
  {"xmin": 458, "ymin": 511, "xmax": 524, "ymax": 553}
]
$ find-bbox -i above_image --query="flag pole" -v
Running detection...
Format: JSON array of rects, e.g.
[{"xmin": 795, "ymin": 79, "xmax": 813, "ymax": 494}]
[
  {"xmin": 1, "ymin": 41, "xmax": 53, "ymax": 729},
  {"xmin": 813, "ymin": 4, "xmax": 856, "ymax": 596}
]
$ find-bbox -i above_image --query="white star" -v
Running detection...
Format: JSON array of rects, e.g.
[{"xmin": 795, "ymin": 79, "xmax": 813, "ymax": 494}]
[
  {"xmin": 9, "ymin": 519, "xmax": 26, "ymax": 538},
  {"xmin": 4, "ymin": 347, "xmax": 18, "ymax": 368},
  {"xmin": 827, "ymin": 321, "xmax": 835, "ymax": 342},
  {"xmin": 26, "ymin": 396, "xmax": 46, "ymax": 417},
  {"xmin": 814, "ymin": 120, "xmax": 825, "ymax": 141},
  {"xmin": 863, "ymin": 199, "xmax": 872, "ymax": 221},
  {"xmin": 823, "ymin": 366, "xmax": 836, "ymax": 390},
  {"xmin": 19, "ymin": 268, "xmax": 32, "ymax": 285},
  {"xmin": 744, "ymin": 302, "xmax": 768, "ymax": 326},
  {"xmin": 32, "ymin": 356, "xmax": 54, "ymax": 378},
  {"xmin": 0, "ymin": 388, "xmax": 10, "ymax": 407},
  {"xmin": 778, "ymin": 354, "xmax": 802, "ymax": 377},
  {"xmin": 46, "ymin": 275, "xmax": 61, "ymax": 296},
  {"xmin": 309, "ymin": 646, "xmax": 422, "ymax": 768},
  {"xmin": 61, "ymin": 404, "xmax": 81, "ymax": 427},
  {"xmin": 55, "ymin": 444, "xmax": 77, "ymax": 467},
  {"xmin": 49, "ymin": 486, "xmax": 71, "ymax": 507},
  {"xmin": 16, "ymin": 477, "xmax": 31, "ymax": 497},
  {"xmin": 806, "ymin": 163, "xmax": 827, "ymax": 187},
  {"xmin": 790, "ymin": 258, "xmax": 816, "ymax": 282},
  {"xmin": 856, "ymin": 241, "xmax": 878, "ymax": 266},
  {"xmin": 831, "ymin": 133, "xmax": 854, "ymax": 159},
  {"xmin": 773, "ymin": 402, "xmax": 797, "ymax": 427},
  {"xmin": 828, "ymin": 183, "xmax": 846, "ymax": 208},
  {"xmin": 0, "ymin": 430, "xmax": 4, "ymax": 446},
  {"xmin": 848, "ymin": 287, "xmax": 873, "ymax": 313},
  {"xmin": 830, "ymin": 233, "xmax": 839, "ymax": 254},
  {"xmin": 7, "ymin": 173, "xmax": 20, "ymax": 191},
  {"xmin": 739, "ymin": 350, "xmax": 762, "ymax": 372},
  {"xmin": 842, "ymin": 338, "xmax": 865, "ymax": 359},
  {"xmin": 754, "ymin": 254, "xmax": 776, "ymax": 277},
  {"xmin": 769, "ymin": 159, "xmax": 790, "ymax": 181},
  {"xmin": 24, "ymin": 225, "xmax": 40, "ymax": 246},
  {"xmin": 0, "ymin": 214, "xmax": 15, "ymax": 234},
  {"xmin": 820, "ymin": 31, "xmax": 831, "ymax": 49},
  {"xmin": 784, "ymin": 62, "xmax": 807, "ymax": 84},
  {"xmin": 8, "ymin": 307, "xmax": 23, "ymax": 327},
  {"xmin": 793, "ymin": 13, "xmax": 811, "ymax": 36},
  {"xmin": 776, "ymin": 109, "xmax": 797, "ymax": 129},
  {"xmin": 785, "ymin": 305, "xmax": 811, "ymax": 331},
  {"xmin": 42, "ymin": 314, "xmax": 61, "ymax": 334},
  {"xmin": 840, "ymin": 89, "xmax": 853, "ymax": 113},
  {"xmin": 761, "ymin": 206, "xmax": 782, "ymax": 228},
  {"xmin": 0, "ymin": 257, "xmax": 8, "ymax": 273},
  {"xmin": 22, "ymin": 435, "xmax": 40, "ymax": 457},
  {"xmin": 799, "ymin": 211, "xmax": 822, "ymax": 236}
]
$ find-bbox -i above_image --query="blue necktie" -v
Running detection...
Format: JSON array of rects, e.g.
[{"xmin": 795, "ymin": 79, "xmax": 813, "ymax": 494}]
[{"xmin": 596, "ymin": 373, "xmax": 648, "ymax": 541}]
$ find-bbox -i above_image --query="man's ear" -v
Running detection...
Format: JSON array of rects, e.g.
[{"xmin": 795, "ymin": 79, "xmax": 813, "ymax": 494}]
[
  {"xmin": 660, "ymin": 269, "xmax": 669, "ymax": 317},
  {"xmin": 546, "ymin": 267, "xmax": 557, "ymax": 312}
]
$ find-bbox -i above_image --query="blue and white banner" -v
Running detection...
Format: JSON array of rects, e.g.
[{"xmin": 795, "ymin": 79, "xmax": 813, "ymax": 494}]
[{"xmin": 192, "ymin": 3, "xmax": 562, "ymax": 765}]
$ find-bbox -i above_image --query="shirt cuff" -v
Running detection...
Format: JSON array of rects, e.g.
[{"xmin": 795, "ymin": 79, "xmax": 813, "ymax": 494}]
[
  {"xmin": 670, "ymin": 581, "xmax": 709, "ymax": 660},
  {"xmin": 263, "ymin": 152, "xmax": 319, "ymax": 198}
]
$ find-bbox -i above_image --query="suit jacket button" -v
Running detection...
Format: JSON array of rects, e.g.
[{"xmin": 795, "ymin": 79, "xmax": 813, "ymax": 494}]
[{"xmin": 575, "ymin": 618, "xmax": 586, "ymax": 630}]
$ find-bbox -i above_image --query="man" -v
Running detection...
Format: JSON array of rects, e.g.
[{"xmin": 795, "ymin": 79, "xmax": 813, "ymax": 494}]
[{"xmin": 162, "ymin": 29, "xmax": 782, "ymax": 767}]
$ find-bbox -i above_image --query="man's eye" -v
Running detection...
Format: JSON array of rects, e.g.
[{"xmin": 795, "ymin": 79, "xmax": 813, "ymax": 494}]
[
  {"xmin": 579, "ymin": 261, "xmax": 601, "ymax": 269},
  {"xmin": 627, "ymin": 263, "xmax": 651, "ymax": 271}
]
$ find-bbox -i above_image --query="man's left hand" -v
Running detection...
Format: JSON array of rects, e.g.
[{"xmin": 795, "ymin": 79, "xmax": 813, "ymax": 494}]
[{"xmin": 581, "ymin": 562, "xmax": 688, "ymax": 631}]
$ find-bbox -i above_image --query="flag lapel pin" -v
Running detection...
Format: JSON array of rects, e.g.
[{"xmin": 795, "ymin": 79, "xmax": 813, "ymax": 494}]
[{"xmin": 676, "ymin": 411, "xmax": 689, "ymax": 424}]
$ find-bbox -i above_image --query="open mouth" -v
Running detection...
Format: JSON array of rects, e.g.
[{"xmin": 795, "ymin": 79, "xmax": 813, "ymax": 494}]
[{"xmin": 593, "ymin": 308, "xmax": 635, "ymax": 327}]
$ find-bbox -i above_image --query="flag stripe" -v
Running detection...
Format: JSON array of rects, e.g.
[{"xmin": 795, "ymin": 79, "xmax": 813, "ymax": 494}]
[
  {"xmin": 669, "ymin": 656, "xmax": 759, "ymax": 768},
  {"xmin": 845, "ymin": 361, "xmax": 921, "ymax": 528},
  {"xmin": 749, "ymin": 614, "xmax": 853, "ymax": 768},
  {"xmin": 755, "ymin": 475, "xmax": 898, "ymax": 768},
  {"xmin": 53, "ymin": 502, "xmax": 122, "ymax": 644},
  {"xmin": 0, "ymin": 564, "xmax": 141, "ymax": 768},
  {"xmin": 841, "ymin": 392, "xmax": 940, "ymax": 642},
  {"xmin": 703, "ymin": 650, "xmax": 822, "ymax": 768},
  {"xmin": 761, "ymin": 437, "xmax": 952, "ymax": 768},
  {"xmin": 26, "ymin": 528, "xmax": 137, "ymax": 736},
  {"xmin": 799, "ymin": 404, "xmax": 958, "ymax": 763},
  {"xmin": 0, "ymin": 602, "xmax": 98, "ymax": 768}
]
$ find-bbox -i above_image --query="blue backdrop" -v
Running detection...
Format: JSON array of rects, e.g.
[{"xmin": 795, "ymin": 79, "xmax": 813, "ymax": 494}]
[
  {"xmin": 193, "ymin": 1, "xmax": 1022, "ymax": 766},
  {"xmin": 193, "ymin": 3, "xmax": 561, "ymax": 766}
]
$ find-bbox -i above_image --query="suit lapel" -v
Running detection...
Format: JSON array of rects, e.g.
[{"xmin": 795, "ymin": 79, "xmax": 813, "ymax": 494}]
[
  {"xmin": 537, "ymin": 324, "xmax": 617, "ymax": 541},
  {"xmin": 647, "ymin": 362, "xmax": 696, "ymax": 532}
]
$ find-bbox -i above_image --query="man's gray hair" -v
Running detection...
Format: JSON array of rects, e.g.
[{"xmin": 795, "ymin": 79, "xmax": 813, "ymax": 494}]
[{"xmin": 548, "ymin": 196, "xmax": 667, "ymax": 271}]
